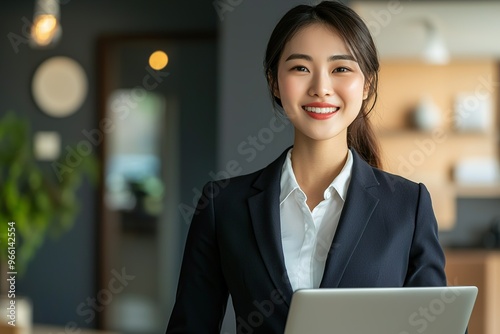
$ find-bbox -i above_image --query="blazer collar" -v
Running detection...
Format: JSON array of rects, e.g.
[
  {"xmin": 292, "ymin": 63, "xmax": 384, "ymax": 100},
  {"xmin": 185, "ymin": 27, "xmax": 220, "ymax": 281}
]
[
  {"xmin": 248, "ymin": 147, "xmax": 380, "ymax": 304},
  {"xmin": 248, "ymin": 147, "xmax": 294, "ymax": 304},
  {"xmin": 319, "ymin": 149, "xmax": 380, "ymax": 287}
]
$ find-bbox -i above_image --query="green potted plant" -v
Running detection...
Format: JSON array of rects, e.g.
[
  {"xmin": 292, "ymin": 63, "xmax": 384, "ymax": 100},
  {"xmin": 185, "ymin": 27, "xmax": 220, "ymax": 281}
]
[{"xmin": 0, "ymin": 110, "xmax": 98, "ymax": 283}]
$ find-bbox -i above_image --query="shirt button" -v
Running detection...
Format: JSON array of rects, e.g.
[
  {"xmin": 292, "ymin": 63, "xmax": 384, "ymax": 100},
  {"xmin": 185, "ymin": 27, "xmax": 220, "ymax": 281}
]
[{"xmin": 324, "ymin": 191, "xmax": 331, "ymax": 200}]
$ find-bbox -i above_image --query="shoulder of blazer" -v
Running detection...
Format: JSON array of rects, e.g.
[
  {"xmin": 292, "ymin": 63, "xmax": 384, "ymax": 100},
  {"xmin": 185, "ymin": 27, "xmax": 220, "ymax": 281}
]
[
  {"xmin": 341, "ymin": 149, "xmax": 424, "ymax": 206},
  {"xmin": 366, "ymin": 160, "xmax": 421, "ymax": 195},
  {"xmin": 210, "ymin": 146, "xmax": 421, "ymax": 198},
  {"xmin": 208, "ymin": 146, "xmax": 291, "ymax": 197}
]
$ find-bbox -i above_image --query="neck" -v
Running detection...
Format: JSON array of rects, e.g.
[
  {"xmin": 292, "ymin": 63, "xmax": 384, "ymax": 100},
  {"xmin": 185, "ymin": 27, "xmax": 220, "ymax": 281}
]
[{"xmin": 291, "ymin": 131, "xmax": 349, "ymax": 195}]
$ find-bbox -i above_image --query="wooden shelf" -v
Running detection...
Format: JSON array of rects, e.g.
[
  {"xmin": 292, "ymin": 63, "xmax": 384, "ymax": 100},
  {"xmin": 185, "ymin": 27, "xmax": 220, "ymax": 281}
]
[
  {"xmin": 373, "ymin": 59, "xmax": 500, "ymax": 229},
  {"xmin": 455, "ymin": 184, "xmax": 500, "ymax": 198},
  {"xmin": 445, "ymin": 250, "xmax": 500, "ymax": 334}
]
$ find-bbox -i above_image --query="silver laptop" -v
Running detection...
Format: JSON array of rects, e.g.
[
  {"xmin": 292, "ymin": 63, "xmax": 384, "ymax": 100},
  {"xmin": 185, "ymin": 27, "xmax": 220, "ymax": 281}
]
[{"xmin": 284, "ymin": 286, "xmax": 477, "ymax": 334}]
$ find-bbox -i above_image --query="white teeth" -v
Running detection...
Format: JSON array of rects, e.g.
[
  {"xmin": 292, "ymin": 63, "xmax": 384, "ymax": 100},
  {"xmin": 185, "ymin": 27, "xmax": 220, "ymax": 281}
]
[{"xmin": 303, "ymin": 106, "xmax": 339, "ymax": 114}]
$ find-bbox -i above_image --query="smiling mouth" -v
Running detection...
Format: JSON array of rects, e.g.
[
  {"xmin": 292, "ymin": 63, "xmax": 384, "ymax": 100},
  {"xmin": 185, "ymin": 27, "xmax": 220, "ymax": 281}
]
[{"xmin": 302, "ymin": 106, "xmax": 340, "ymax": 114}]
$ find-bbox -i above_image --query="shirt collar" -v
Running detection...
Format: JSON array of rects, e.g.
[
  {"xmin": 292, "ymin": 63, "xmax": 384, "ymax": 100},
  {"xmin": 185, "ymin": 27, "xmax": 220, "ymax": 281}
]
[
  {"xmin": 279, "ymin": 148, "xmax": 353, "ymax": 204},
  {"xmin": 280, "ymin": 148, "xmax": 300, "ymax": 204},
  {"xmin": 328, "ymin": 149, "xmax": 353, "ymax": 201}
]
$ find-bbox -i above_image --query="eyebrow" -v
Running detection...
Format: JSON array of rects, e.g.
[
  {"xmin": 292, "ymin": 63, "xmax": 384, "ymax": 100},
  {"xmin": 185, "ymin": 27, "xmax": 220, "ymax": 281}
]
[{"xmin": 285, "ymin": 53, "xmax": 357, "ymax": 62}]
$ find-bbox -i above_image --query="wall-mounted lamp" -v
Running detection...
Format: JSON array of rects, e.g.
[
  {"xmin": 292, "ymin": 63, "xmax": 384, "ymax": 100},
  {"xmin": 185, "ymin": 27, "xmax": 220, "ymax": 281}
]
[
  {"xmin": 30, "ymin": 0, "xmax": 62, "ymax": 48},
  {"xmin": 421, "ymin": 18, "xmax": 449, "ymax": 65},
  {"xmin": 149, "ymin": 50, "xmax": 169, "ymax": 70}
]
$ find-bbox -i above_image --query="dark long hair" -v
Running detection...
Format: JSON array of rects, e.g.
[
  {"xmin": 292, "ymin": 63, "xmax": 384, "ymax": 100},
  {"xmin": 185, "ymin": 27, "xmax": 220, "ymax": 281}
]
[{"xmin": 264, "ymin": 1, "xmax": 381, "ymax": 169}]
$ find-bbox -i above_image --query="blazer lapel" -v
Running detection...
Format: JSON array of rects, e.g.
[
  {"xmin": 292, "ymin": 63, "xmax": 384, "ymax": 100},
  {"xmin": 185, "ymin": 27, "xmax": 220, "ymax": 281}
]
[
  {"xmin": 248, "ymin": 148, "xmax": 294, "ymax": 305},
  {"xmin": 320, "ymin": 150, "xmax": 380, "ymax": 288}
]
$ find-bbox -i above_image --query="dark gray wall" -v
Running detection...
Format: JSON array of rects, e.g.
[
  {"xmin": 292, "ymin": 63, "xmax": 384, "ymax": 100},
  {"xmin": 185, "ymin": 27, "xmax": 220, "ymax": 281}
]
[{"xmin": 0, "ymin": 0, "xmax": 217, "ymax": 329}]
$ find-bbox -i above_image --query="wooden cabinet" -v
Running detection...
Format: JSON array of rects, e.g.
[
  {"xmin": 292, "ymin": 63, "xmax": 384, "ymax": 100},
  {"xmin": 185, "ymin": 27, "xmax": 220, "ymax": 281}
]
[
  {"xmin": 0, "ymin": 324, "xmax": 19, "ymax": 334},
  {"xmin": 373, "ymin": 60, "xmax": 500, "ymax": 230},
  {"xmin": 445, "ymin": 250, "xmax": 500, "ymax": 334}
]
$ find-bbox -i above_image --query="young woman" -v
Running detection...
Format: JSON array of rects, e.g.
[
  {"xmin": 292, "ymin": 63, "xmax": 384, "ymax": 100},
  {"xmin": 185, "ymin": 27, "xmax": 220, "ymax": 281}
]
[{"xmin": 167, "ymin": 1, "xmax": 446, "ymax": 333}]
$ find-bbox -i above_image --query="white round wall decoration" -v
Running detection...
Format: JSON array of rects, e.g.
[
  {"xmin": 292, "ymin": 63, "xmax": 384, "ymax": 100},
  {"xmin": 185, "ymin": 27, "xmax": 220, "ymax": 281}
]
[{"xmin": 32, "ymin": 56, "xmax": 88, "ymax": 117}]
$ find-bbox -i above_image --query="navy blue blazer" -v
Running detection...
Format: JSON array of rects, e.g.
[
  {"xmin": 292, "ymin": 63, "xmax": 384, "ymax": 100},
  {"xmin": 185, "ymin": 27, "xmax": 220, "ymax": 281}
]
[{"xmin": 166, "ymin": 148, "xmax": 447, "ymax": 334}]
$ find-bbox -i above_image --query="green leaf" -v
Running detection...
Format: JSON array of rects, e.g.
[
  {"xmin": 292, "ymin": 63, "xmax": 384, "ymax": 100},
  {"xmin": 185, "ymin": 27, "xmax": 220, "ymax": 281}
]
[
  {"xmin": 0, "ymin": 112, "xmax": 99, "ymax": 276},
  {"xmin": 28, "ymin": 169, "xmax": 43, "ymax": 189}
]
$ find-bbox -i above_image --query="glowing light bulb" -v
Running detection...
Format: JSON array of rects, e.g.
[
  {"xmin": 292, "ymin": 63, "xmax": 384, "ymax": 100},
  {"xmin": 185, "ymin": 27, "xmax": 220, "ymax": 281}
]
[
  {"xmin": 149, "ymin": 51, "xmax": 169, "ymax": 70},
  {"xmin": 30, "ymin": 0, "xmax": 62, "ymax": 48},
  {"xmin": 32, "ymin": 14, "xmax": 59, "ymax": 46}
]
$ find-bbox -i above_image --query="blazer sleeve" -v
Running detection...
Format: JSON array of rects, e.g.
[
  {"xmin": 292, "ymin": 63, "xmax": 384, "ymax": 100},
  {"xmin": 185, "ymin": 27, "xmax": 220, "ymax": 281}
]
[
  {"xmin": 404, "ymin": 183, "xmax": 447, "ymax": 287},
  {"xmin": 166, "ymin": 182, "xmax": 229, "ymax": 333}
]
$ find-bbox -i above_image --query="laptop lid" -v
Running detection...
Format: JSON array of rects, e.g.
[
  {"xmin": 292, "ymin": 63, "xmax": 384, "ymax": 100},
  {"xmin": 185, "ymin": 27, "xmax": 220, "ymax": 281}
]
[{"xmin": 284, "ymin": 286, "xmax": 477, "ymax": 334}]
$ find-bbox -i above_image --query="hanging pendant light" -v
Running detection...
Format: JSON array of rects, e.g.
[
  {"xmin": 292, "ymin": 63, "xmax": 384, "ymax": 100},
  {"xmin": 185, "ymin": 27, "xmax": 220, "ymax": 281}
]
[
  {"xmin": 421, "ymin": 18, "xmax": 449, "ymax": 65},
  {"xmin": 30, "ymin": 0, "xmax": 62, "ymax": 48}
]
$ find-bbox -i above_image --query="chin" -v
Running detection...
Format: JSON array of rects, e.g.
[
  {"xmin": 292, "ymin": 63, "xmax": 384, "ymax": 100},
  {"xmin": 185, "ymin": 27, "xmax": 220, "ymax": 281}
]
[{"xmin": 300, "ymin": 129, "xmax": 346, "ymax": 142}]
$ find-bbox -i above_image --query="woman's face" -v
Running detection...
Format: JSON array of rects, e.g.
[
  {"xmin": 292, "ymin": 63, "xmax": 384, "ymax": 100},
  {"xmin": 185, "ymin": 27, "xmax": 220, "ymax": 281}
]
[{"xmin": 276, "ymin": 23, "xmax": 367, "ymax": 143}]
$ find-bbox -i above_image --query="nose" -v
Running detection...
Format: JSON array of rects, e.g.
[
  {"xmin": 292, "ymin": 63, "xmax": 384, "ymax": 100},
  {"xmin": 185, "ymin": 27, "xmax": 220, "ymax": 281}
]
[{"xmin": 308, "ymin": 71, "xmax": 333, "ymax": 97}]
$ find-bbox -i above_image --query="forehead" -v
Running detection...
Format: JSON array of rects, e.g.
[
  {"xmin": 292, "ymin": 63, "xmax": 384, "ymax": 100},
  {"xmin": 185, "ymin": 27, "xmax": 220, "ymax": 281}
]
[{"xmin": 282, "ymin": 23, "xmax": 351, "ymax": 56}]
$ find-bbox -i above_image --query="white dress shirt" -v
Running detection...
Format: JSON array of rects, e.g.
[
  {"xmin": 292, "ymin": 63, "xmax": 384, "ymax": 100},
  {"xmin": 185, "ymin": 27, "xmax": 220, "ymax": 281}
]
[{"xmin": 279, "ymin": 148, "xmax": 353, "ymax": 291}]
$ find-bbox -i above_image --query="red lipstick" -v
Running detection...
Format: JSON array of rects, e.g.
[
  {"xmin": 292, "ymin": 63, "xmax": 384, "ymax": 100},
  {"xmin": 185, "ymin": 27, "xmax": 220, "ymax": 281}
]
[
  {"xmin": 303, "ymin": 102, "xmax": 338, "ymax": 108},
  {"xmin": 302, "ymin": 102, "xmax": 339, "ymax": 120}
]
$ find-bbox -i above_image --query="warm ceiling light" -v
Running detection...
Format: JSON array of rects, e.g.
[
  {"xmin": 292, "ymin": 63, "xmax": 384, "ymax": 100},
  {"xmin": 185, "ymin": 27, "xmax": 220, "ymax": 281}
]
[
  {"xmin": 30, "ymin": 0, "xmax": 62, "ymax": 48},
  {"xmin": 149, "ymin": 51, "xmax": 169, "ymax": 70},
  {"xmin": 32, "ymin": 14, "xmax": 58, "ymax": 46}
]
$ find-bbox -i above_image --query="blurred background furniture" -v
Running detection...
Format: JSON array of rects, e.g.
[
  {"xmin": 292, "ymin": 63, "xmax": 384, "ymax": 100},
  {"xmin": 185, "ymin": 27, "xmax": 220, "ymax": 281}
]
[{"xmin": 445, "ymin": 250, "xmax": 500, "ymax": 334}]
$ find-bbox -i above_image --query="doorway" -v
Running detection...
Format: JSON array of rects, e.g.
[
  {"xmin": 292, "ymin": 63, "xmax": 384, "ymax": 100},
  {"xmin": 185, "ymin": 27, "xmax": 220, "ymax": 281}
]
[{"xmin": 97, "ymin": 34, "xmax": 216, "ymax": 333}]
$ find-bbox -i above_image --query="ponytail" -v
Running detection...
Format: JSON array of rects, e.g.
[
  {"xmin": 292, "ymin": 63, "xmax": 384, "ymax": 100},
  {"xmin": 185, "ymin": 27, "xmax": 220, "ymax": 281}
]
[{"xmin": 348, "ymin": 111, "xmax": 381, "ymax": 169}]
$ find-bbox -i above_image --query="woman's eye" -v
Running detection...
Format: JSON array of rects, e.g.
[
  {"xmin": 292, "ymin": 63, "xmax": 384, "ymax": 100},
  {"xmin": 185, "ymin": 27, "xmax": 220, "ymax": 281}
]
[
  {"xmin": 333, "ymin": 67, "xmax": 350, "ymax": 73},
  {"xmin": 292, "ymin": 66, "xmax": 309, "ymax": 72}
]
